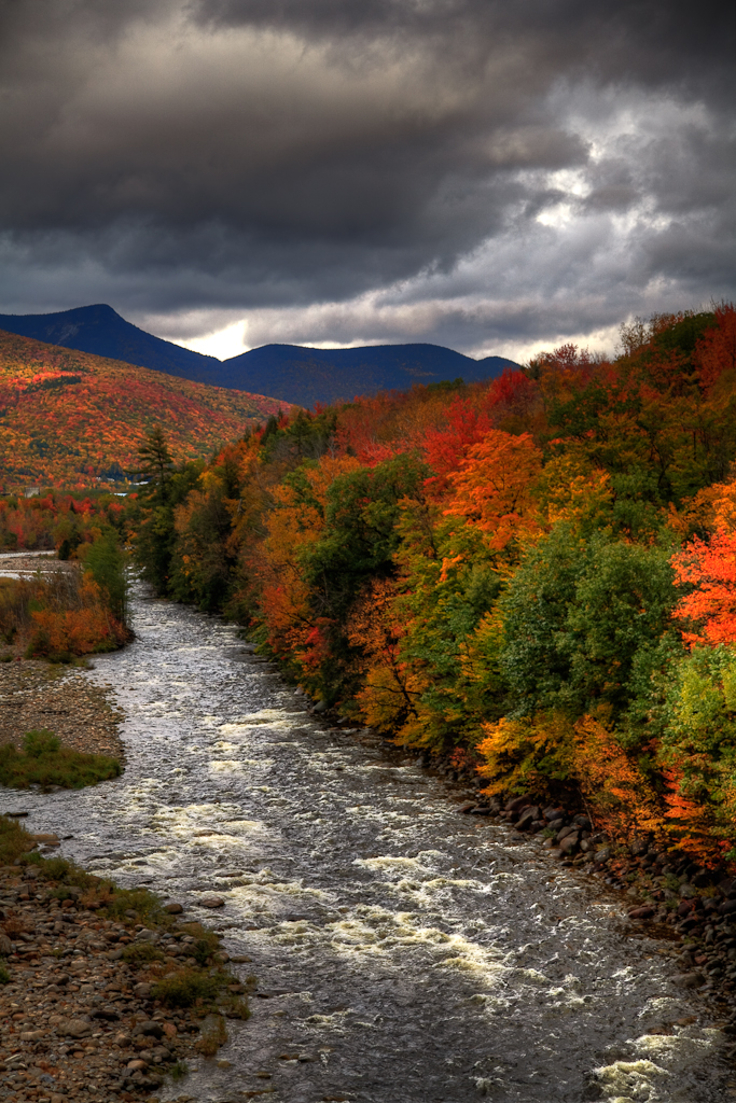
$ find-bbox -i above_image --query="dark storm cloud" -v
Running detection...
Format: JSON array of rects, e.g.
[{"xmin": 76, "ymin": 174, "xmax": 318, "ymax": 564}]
[{"xmin": 0, "ymin": 0, "xmax": 733, "ymax": 353}]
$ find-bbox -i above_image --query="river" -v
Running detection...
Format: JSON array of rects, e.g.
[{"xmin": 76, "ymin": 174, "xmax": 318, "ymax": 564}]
[{"xmin": 1, "ymin": 585, "xmax": 732, "ymax": 1102}]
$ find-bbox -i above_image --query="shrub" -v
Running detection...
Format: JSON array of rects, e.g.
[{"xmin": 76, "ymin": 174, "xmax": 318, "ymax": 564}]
[
  {"xmin": 0, "ymin": 730, "xmax": 121, "ymax": 790},
  {"xmin": 23, "ymin": 729, "xmax": 61, "ymax": 757},
  {"xmin": 121, "ymin": 941, "xmax": 165, "ymax": 966},
  {"xmin": 101, "ymin": 885, "xmax": 168, "ymax": 926},
  {"xmin": 151, "ymin": 967, "xmax": 228, "ymax": 1009},
  {"xmin": 178, "ymin": 923, "xmax": 220, "ymax": 966},
  {"xmin": 0, "ymin": 814, "xmax": 36, "ymax": 864}
]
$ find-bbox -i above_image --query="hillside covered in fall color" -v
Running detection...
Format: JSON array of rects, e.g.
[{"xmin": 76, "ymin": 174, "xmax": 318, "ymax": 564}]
[
  {"xmin": 131, "ymin": 304, "xmax": 736, "ymax": 872},
  {"xmin": 0, "ymin": 329, "xmax": 293, "ymax": 491}
]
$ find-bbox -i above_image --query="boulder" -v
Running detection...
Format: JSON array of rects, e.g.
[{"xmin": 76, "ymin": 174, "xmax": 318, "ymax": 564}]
[
  {"xmin": 505, "ymin": 795, "xmax": 531, "ymax": 815},
  {"xmin": 200, "ymin": 895, "xmax": 225, "ymax": 909},
  {"xmin": 559, "ymin": 833, "xmax": 580, "ymax": 856},
  {"xmin": 516, "ymin": 806, "xmax": 541, "ymax": 831},
  {"xmin": 136, "ymin": 1020, "xmax": 165, "ymax": 1039},
  {"xmin": 628, "ymin": 905, "xmax": 656, "ymax": 920},
  {"xmin": 56, "ymin": 1018, "xmax": 92, "ymax": 1039},
  {"xmin": 673, "ymin": 972, "xmax": 705, "ymax": 989}
]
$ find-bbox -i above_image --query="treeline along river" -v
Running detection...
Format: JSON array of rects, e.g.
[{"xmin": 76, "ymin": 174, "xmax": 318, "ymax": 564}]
[{"xmin": 2, "ymin": 584, "xmax": 733, "ymax": 1102}]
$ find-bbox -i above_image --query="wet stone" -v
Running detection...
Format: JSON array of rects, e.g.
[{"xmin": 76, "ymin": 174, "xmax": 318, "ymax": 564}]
[{"xmin": 199, "ymin": 894, "xmax": 225, "ymax": 908}]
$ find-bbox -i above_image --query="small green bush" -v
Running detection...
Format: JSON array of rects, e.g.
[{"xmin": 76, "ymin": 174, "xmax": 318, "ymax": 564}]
[
  {"xmin": 196, "ymin": 1012, "xmax": 227, "ymax": 1056},
  {"xmin": 224, "ymin": 996, "xmax": 251, "ymax": 1021},
  {"xmin": 0, "ymin": 962, "xmax": 10, "ymax": 984},
  {"xmin": 0, "ymin": 814, "xmax": 35, "ymax": 864},
  {"xmin": 177, "ymin": 922, "xmax": 220, "ymax": 965},
  {"xmin": 23, "ymin": 729, "xmax": 61, "ymax": 757},
  {"xmin": 101, "ymin": 885, "xmax": 168, "ymax": 926},
  {"xmin": 152, "ymin": 967, "xmax": 229, "ymax": 1009},
  {"xmin": 39, "ymin": 856, "xmax": 74, "ymax": 881},
  {"xmin": 0, "ymin": 729, "xmax": 121, "ymax": 790},
  {"xmin": 121, "ymin": 941, "xmax": 165, "ymax": 966}
]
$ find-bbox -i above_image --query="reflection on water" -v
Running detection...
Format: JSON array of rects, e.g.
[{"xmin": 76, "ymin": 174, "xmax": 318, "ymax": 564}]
[{"xmin": 0, "ymin": 586, "xmax": 731, "ymax": 1102}]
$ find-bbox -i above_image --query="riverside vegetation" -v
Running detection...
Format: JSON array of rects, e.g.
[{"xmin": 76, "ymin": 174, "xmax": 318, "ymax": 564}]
[
  {"xmin": 130, "ymin": 305, "xmax": 736, "ymax": 883},
  {"xmin": 0, "ymin": 498, "xmax": 132, "ymax": 789},
  {"xmin": 0, "ymin": 814, "xmax": 252, "ymax": 1103}
]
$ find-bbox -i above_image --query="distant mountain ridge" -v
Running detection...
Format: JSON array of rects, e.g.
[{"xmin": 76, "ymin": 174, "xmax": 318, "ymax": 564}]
[{"xmin": 0, "ymin": 305, "xmax": 518, "ymax": 407}]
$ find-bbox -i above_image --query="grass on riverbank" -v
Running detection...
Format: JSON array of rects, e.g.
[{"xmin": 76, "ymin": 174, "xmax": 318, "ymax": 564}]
[
  {"xmin": 0, "ymin": 728, "xmax": 121, "ymax": 790},
  {"xmin": 0, "ymin": 813, "xmax": 37, "ymax": 864}
]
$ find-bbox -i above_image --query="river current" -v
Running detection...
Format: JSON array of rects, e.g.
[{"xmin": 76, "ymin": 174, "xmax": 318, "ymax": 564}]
[{"xmin": 1, "ymin": 586, "xmax": 733, "ymax": 1102}]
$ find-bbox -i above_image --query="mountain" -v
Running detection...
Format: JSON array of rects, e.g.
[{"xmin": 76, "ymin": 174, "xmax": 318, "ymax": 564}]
[
  {"xmin": 0, "ymin": 305, "xmax": 518, "ymax": 407},
  {"xmin": 0, "ymin": 303, "xmax": 222, "ymax": 386},
  {"xmin": 217, "ymin": 343, "xmax": 516, "ymax": 408},
  {"xmin": 0, "ymin": 329, "xmax": 293, "ymax": 491}
]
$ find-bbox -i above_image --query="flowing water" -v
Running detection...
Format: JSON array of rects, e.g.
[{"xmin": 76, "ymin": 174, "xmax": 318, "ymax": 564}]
[{"xmin": 2, "ymin": 586, "xmax": 733, "ymax": 1103}]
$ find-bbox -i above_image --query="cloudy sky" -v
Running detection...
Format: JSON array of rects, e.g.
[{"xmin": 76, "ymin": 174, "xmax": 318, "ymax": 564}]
[{"xmin": 1, "ymin": 1, "xmax": 734, "ymax": 362}]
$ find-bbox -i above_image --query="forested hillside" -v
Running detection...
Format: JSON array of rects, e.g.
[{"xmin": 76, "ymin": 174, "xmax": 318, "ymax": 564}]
[
  {"xmin": 0, "ymin": 329, "xmax": 293, "ymax": 490},
  {"xmin": 131, "ymin": 305, "xmax": 736, "ymax": 870}
]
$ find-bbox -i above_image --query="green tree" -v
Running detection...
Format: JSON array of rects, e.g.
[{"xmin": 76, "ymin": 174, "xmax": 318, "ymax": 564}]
[
  {"xmin": 83, "ymin": 530, "xmax": 129, "ymax": 624},
  {"xmin": 136, "ymin": 426, "xmax": 174, "ymax": 497},
  {"xmin": 499, "ymin": 525, "xmax": 677, "ymax": 722}
]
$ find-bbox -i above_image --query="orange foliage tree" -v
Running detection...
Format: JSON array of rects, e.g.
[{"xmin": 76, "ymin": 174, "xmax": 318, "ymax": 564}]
[
  {"xmin": 250, "ymin": 454, "xmax": 362, "ymax": 671},
  {"xmin": 673, "ymin": 529, "xmax": 736, "ymax": 648},
  {"xmin": 444, "ymin": 430, "xmax": 543, "ymax": 550}
]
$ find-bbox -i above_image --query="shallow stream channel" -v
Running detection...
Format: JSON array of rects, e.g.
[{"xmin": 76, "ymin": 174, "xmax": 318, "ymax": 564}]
[{"xmin": 2, "ymin": 585, "xmax": 734, "ymax": 1102}]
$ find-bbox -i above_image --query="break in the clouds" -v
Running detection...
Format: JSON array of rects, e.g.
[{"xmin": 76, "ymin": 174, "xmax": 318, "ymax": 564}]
[{"xmin": 0, "ymin": 1, "xmax": 733, "ymax": 360}]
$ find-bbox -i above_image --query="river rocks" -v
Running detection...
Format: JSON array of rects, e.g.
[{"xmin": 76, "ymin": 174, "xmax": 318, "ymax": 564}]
[
  {"xmin": 31, "ymin": 833, "xmax": 60, "ymax": 847},
  {"xmin": 164, "ymin": 901, "xmax": 185, "ymax": 914},
  {"xmin": 56, "ymin": 1017, "xmax": 93, "ymax": 1038},
  {"xmin": 0, "ymin": 660, "xmax": 125, "ymax": 761},
  {"xmin": 559, "ymin": 833, "xmax": 580, "ymax": 856},
  {"xmin": 135, "ymin": 1019, "xmax": 165, "ymax": 1039},
  {"xmin": 504, "ymin": 795, "xmax": 532, "ymax": 818},
  {"xmin": 628, "ymin": 905, "xmax": 656, "ymax": 920},
  {"xmin": 199, "ymin": 894, "xmax": 225, "ymax": 908},
  {"xmin": 0, "ymin": 858, "xmax": 247, "ymax": 1103},
  {"xmin": 516, "ymin": 805, "xmax": 541, "ymax": 831}
]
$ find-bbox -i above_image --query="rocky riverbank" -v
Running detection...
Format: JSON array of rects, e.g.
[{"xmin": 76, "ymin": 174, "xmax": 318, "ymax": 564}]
[
  {"xmin": 0, "ymin": 661, "xmax": 125, "ymax": 762},
  {"xmin": 0, "ymin": 844, "xmax": 252, "ymax": 1103}
]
